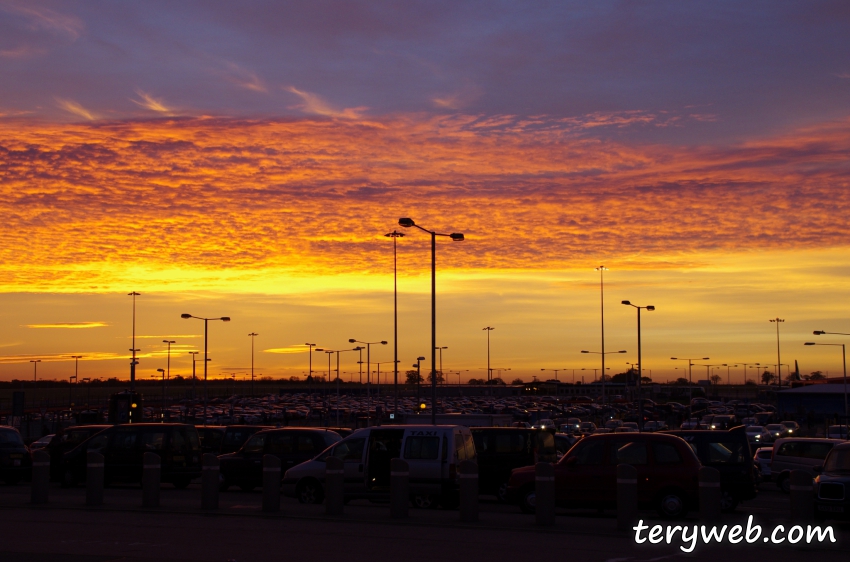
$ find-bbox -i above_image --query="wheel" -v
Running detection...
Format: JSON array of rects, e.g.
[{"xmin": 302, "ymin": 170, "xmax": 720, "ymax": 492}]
[
  {"xmin": 496, "ymin": 480, "xmax": 510, "ymax": 503},
  {"xmin": 172, "ymin": 477, "xmax": 191, "ymax": 490},
  {"xmin": 777, "ymin": 475, "xmax": 791, "ymax": 494},
  {"xmin": 720, "ymin": 490, "xmax": 739, "ymax": 513},
  {"xmin": 519, "ymin": 485, "xmax": 536, "ymax": 514},
  {"xmin": 656, "ymin": 489, "xmax": 687, "ymax": 519},
  {"xmin": 411, "ymin": 494, "xmax": 438, "ymax": 509},
  {"xmin": 296, "ymin": 480, "xmax": 324, "ymax": 504}
]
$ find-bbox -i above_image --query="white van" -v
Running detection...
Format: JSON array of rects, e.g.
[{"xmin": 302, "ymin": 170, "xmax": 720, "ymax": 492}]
[
  {"xmin": 282, "ymin": 425, "xmax": 475, "ymax": 508},
  {"xmin": 771, "ymin": 437, "xmax": 844, "ymax": 493}
]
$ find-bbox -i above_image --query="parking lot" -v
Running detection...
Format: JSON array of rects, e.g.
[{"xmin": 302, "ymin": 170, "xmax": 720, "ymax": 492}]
[{"xmin": 0, "ymin": 479, "xmax": 847, "ymax": 562}]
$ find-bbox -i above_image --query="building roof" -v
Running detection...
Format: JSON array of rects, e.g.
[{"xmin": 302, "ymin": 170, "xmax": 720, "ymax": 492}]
[{"xmin": 779, "ymin": 383, "xmax": 849, "ymax": 394}]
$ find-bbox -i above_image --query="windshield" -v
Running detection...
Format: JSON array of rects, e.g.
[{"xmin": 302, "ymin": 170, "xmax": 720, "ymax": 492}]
[
  {"xmin": 823, "ymin": 448, "xmax": 850, "ymax": 472},
  {"xmin": 0, "ymin": 430, "xmax": 24, "ymax": 445}
]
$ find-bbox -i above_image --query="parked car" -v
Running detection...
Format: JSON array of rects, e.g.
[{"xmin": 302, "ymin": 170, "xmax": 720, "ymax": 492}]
[
  {"xmin": 283, "ymin": 425, "xmax": 475, "ymax": 508},
  {"xmin": 710, "ymin": 415, "xmax": 736, "ymax": 430},
  {"xmin": 643, "ymin": 421, "xmax": 668, "ymax": 432},
  {"xmin": 0, "ymin": 426, "xmax": 31, "ymax": 485},
  {"xmin": 754, "ymin": 447, "xmax": 773, "ymax": 481},
  {"xmin": 554, "ymin": 434, "xmax": 579, "ymax": 459},
  {"xmin": 196, "ymin": 426, "xmax": 226, "ymax": 455},
  {"xmin": 219, "ymin": 425, "xmax": 272, "ymax": 454},
  {"xmin": 814, "ymin": 442, "xmax": 850, "ymax": 520},
  {"xmin": 745, "ymin": 425, "xmax": 771, "ymax": 445},
  {"xmin": 219, "ymin": 428, "xmax": 342, "ymax": 491},
  {"xmin": 578, "ymin": 422, "xmax": 597, "ymax": 434},
  {"xmin": 507, "ymin": 433, "xmax": 700, "ymax": 518},
  {"xmin": 771, "ymin": 438, "xmax": 844, "ymax": 493},
  {"xmin": 470, "ymin": 427, "xmax": 557, "ymax": 502},
  {"xmin": 663, "ymin": 426, "xmax": 757, "ymax": 511},
  {"xmin": 765, "ymin": 424, "xmax": 788, "ymax": 440},
  {"xmin": 780, "ymin": 421, "xmax": 800, "ymax": 435},
  {"xmin": 61, "ymin": 423, "xmax": 202, "ymax": 488},
  {"xmin": 827, "ymin": 425, "xmax": 848, "ymax": 439},
  {"xmin": 28, "ymin": 434, "xmax": 54, "ymax": 451},
  {"xmin": 47, "ymin": 425, "xmax": 112, "ymax": 482}
]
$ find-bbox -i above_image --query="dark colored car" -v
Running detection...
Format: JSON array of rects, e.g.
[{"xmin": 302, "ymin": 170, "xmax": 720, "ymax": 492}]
[
  {"xmin": 220, "ymin": 425, "xmax": 272, "ymax": 455},
  {"xmin": 507, "ymin": 433, "xmax": 700, "ymax": 518},
  {"xmin": 61, "ymin": 423, "xmax": 201, "ymax": 488},
  {"xmin": 219, "ymin": 428, "xmax": 342, "ymax": 491},
  {"xmin": 0, "ymin": 426, "xmax": 31, "ymax": 485},
  {"xmin": 47, "ymin": 425, "xmax": 112, "ymax": 482},
  {"xmin": 470, "ymin": 427, "xmax": 558, "ymax": 502},
  {"xmin": 664, "ymin": 426, "xmax": 757, "ymax": 512},
  {"xmin": 814, "ymin": 442, "xmax": 850, "ymax": 521},
  {"xmin": 196, "ymin": 426, "xmax": 226, "ymax": 455}
]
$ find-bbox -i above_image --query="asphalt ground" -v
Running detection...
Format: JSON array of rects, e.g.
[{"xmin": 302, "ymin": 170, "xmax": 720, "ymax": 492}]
[{"xmin": 0, "ymin": 481, "xmax": 847, "ymax": 562}]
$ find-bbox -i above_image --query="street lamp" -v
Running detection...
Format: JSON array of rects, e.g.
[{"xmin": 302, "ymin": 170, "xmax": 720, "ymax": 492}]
[
  {"xmin": 540, "ymin": 368, "xmax": 566, "ymax": 381},
  {"xmin": 248, "ymin": 332, "xmax": 258, "ymax": 397},
  {"xmin": 349, "ymin": 338, "xmax": 387, "ymax": 426},
  {"xmin": 181, "ymin": 313, "xmax": 231, "ymax": 425},
  {"xmin": 414, "ymin": 356, "xmax": 426, "ymax": 403},
  {"xmin": 595, "ymin": 265, "xmax": 609, "ymax": 403},
  {"xmin": 29, "ymin": 359, "xmax": 41, "ymax": 408},
  {"xmin": 156, "ymin": 368, "xmax": 166, "ymax": 421},
  {"xmin": 69, "ymin": 355, "xmax": 82, "ymax": 408},
  {"xmin": 163, "ymin": 340, "xmax": 175, "ymax": 410},
  {"xmin": 304, "ymin": 343, "xmax": 318, "ymax": 395},
  {"xmin": 128, "ymin": 291, "xmax": 140, "ymax": 390},
  {"xmin": 671, "ymin": 357, "xmax": 710, "ymax": 403},
  {"xmin": 581, "ymin": 349, "xmax": 626, "ymax": 403},
  {"xmin": 385, "ymin": 229, "xmax": 405, "ymax": 417},
  {"xmin": 738, "ymin": 362, "xmax": 760, "ymax": 384},
  {"xmin": 622, "ymin": 300, "xmax": 654, "ymax": 431},
  {"xmin": 725, "ymin": 364, "xmax": 738, "ymax": 386},
  {"xmin": 483, "ymin": 327, "xmax": 495, "ymax": 381},
  {"xmin": 770, "ymin": 319, "xmax": 785, "ymax": 390},
  {"xmin": 809, "ymin": 332, "xmax": 849, "ymax": 430},
  {"xmin": 399, "ymin": 217, "xmax": 464, "ymax": 425},
  {"xmin": 188, "ymin": 351, "xmax": 199, "ymax": 400},
  {"xmin": 435, "ymin": 346, "xmax": 448, "ymax": 386}
]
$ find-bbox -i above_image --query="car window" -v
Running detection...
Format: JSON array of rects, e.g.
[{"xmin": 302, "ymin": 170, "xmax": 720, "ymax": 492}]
[
  {"xmin": 243, "ymin": 433, "xmax": 266, "ymax": 454},
  {"xmin": 823, "ymin": 448, "xmax": 850, "ymax": 471},
  {"xmin": 87, "ymin": 433, "xmax": 109, "ymax": 452},
  {"xmin": 112, "ymin": 430, "xmax": 138, "ymax": 451},
  {"xmin": 332, "ymin": 438, "xmax": 365, "ymax": 462},
  {"xmin": 63, "ymin": 430, "xmax": 94, "ymax": 447},
  {"xmin": 404, "ymin": 436, "xmax": 440, "ymax": 460},
  {"xmin": 185, "ymin": 429, "xmax": 200, "ymax": 452},
  {"xmin": 610, "ymin": 441, "xmax": 648, "ymax": 465},
  {"xmin": 569, "ymin": 439, "xmax": 605, "ymax": 465},
  {"xmin": 756, "ymin": 450, "xmax": 772, "ymax": 459},
  {"xmin": 141, "ymin": 432, "xmax": 166, "ymax": 452},
  {"xmin": 707, "ymin": 442, "xmax": 745, "ymax": 463},
  {"xmin": 537, "ymin": 432, "xmax": 556, "ymax": 455},
  {"xmin": 202, "ymin": 430, "xmax": 223, "ymax": 450},
  {"xmin": 170, "ymin": 430, "xmax": 186, "ymax": 450},
  {"xmin": 267, "ymin": 433, "xmax": 294, "ymax": 455},
  {"xmin": 777, "ymin": 442, "xmax": 801, "ymax": 457},
  {"xmin": 0, "ymin": 430, "xmax": 23, "ymax": 445},
  {"xmin": 801, "ymin": 442, "xmax": 834, "ymax": 460},
  {"xmin": 653, "ymin": 443, "xmax": 683, "ymax": 464},
  {"xmin": 297, "ymin": 435, "xmax": 317, "ymax": 454}
]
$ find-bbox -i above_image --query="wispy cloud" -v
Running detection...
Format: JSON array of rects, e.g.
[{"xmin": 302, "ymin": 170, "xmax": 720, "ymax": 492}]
[
  {"xmin": 55, "ymin": 97, "xmax": 97, "ymax": 120},
  {"xmin": 26, "ymin": 322, "xmax": 107, "ymax": 329},
  {"xmin": 0, "ymin": 45, "xmax": 45, "ymax": 59},
  {"xmin": 284, "ymin": 86, "xmax": 366, "ymax": 118},
  {"xmin": 131, "ymin": 89, "xmax": 172, "ymax": 114},
  {"xmin": 264, "ymin": 346, "xmax": 313, "ymax": 354},
  {"xmin": 836, "ymin": 72, "xmax": 850, "ymax": 79},
  {"xmin": 0, "ymin": 352, "xmax": 124, "ymax": 364},
  {"xmin": 222, "ymin": 61, "xmax": 267, "ymax": 93},
  {"xmin": 0, "ymin": 1, "xmax": 84, "ymax": 41},
  {"xmin": 133, "ymin": 335, "xmax": 201, "ymax": 339}
]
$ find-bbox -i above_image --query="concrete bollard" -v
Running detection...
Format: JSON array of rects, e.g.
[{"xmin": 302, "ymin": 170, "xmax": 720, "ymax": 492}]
[
  {"xmin": 459, "ymin": 460, "xmax": 479, "ymax": 522},
  {"xmin": 201, "ymin": 454, "xmax": 219, "ymax": 510},
  {"xmin": 616, "ymin": 464, "xmax": 638, "ymax": 531},
  {"xmin": 142, "ymin": 452, "xmax": 161, "ymax": 508},
  {"xmin": 262, "ymin": 454, "xmax": 281, "ymax": 513},
  {"xmin": 390, "ymin": 458, "xmax": 409, "ymax": 519},
  {"xmin": 86, "ymin": 451, "xmax": 104, "ymax": 506},
  {"xmin": 699, "ymin": 466, "xmax": 721, "ymax": 521},
  {"xmin": 789, "ymin": 470, "xmax": 814, "ymax": 522},
  {"xmin": 534, "ymin": 462, "xmax": 555, "ymax": 526},
  {"xmin": 30, "ymin": 450, "xmax": 50, "ymax": 505},
  {"xmin": 325, "ymin": 456, "xmax": 344, "ymax": 516}
]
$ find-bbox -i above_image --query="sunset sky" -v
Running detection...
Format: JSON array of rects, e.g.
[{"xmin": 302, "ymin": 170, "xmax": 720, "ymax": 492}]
[{"xmin": 1, "ymin": 1, "xmax": 850, "ymax": 384}]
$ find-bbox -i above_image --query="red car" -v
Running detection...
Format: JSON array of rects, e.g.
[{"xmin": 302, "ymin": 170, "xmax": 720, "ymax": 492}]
[{"xmin": 507, "ymin": 433, "xmax": 699, "ymax": 518}]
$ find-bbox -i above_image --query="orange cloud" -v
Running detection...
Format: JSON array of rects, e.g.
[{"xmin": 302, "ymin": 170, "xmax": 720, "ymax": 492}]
[{"xmin": 26, "ymin": 322, "xmax": 107, "ymax": 329}]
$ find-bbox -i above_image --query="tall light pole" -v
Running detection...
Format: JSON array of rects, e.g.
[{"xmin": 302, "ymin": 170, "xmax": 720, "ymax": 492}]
[
  {"xmin": 181, "ymin": 313, "xmax": 230, "ymax": 426},
  {"xmin": 725, "ymin": 364, "xmax": 738, "ymax": 386},
  {"xmin": 399, "ymin": 217, "xmax": 464, "ymax": 425},
  {"xmin": 770, "ymin": 318, "xmax": 785, "ymax": 391},
  {"xmin": 540, "ymin": 368, "xmax": 566, "ymax": 381},
  {"xmin": 483, "ymin": 327, "xmax": 494, "ymax": 381},
  {"xmin": 157, "ymin": 368, "xmax": 166, "ymax": 421},
  {"xmin": 811, "ymin": 330, "xmax": 850, "ymax": 431},
  {"xmin": 248, "ymin": 333, "xmax": 258, "ymax": 397},
  {"xmin": 738, "ymin": 362, "xmax": 760, "ymax": 384},
  {"xmin": 435, "ymin": 346, "xmax": 448, "ymax": 386},
  {"xmin": 671, "ymin": 357, "xmax": 710, "ymax": 404},
  {"xmin": 596, "ymin": 265, "xmax": 609, "ymax": 403},
  {"xmin": 349, "ymin": 339, "xmax": 388, "ymax": 426},
  {"xmin": 415, "ymin": 356, "xmax": 426, "ymax": 403},
  {"xmin": 69, "ymin": 355, "xmax": 81, "ymax": 409},
  {"xmin": 304, "ymin": 343, "xmax": 318, "ymax": 395},
  {"xmin": 581, "ymin": 367, "xmax": 609, "ymax": 382},
  {"xmin": 385, "ymin": 230, "xmax": 405, "ymax": 417},
  {"xmin": 581, "ymin": 349, "xmax": 626, "ymax": 404},
  {"xmin": 622, "ymin": 300, "xmax": 655, "ymax": 431},
  {"xmin": 128, "ymin": 291, "xmax": 140, "ymax": 391},
  {"xmin": 163, "ymin": 340, "xmax": 175, "ymax": 409},
  {"xmin": 30, "ymin": 359, "xmax": 41, "ymax": 407},
  {"xmin": 188, "ymin": 351, "xmax": 199, "ymax": 400}
]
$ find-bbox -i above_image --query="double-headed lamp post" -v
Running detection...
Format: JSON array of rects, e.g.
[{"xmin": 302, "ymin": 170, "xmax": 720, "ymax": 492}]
[
  {"xmin": 181, "ymin": 313, "xmax": 230, "ymax": 425},
  {"xmin": 385, "ymin": 230, "xmax": 404, "ymax": 417},
  {"xmin": 483, "ymin": 327, "xmax": 495, "ymax": 381},
  {"xmin": 770, "ymin": 318, "xmax": 785, "ymax": 389},
  {"xmin": 156, "ymin": 368, "xmax": 166, "ymax": 421},
  {"xmin": 810, "ymin": 330, "xmax": 849, "ymax": 431},
  {"xmin": 349, "ymin": 339, "xmax": 387, "ymax": 426},
  {"xmin": 248, "ymin": 333, "xmax": 258, "ymax": 397},
  {"xmin": 30, "ymin": 359, "xmax": 41, "ymax": 407},
  {"xmin": 398, "ymin": 217, "xmax": 464, "ymax": 425},
  {"xmin": 581, "ymin": 350, "xmax": 626, "ymax": 404},
  {"xmin": 540, "ymin": 368, "xmax": 566, "ymax": 382},
  {"xmin": 622, "ymin": 301, "xmax": 654, "ymax": 430},
  {"xmin": 69, "ymin": 355, "xmax": 82, "ymax": 408},
  {"xmin": 671, "ymin": 357, "xmax": 710, "ymax": 404}
]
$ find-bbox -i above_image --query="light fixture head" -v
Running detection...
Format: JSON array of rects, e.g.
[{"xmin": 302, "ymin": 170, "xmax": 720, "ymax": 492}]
[
  {"xmin": 221, "ymin": 317, "xmax": 231, "ymax": 322},
  {"xmin": 381, "ymin": 341, "xmax": 388, "ymax": 345},
  {"xmin": 181, "ymin": 313, "xmax": 192, "ymax": 319},
  {"xmin": 646, "ymin": 305, "xmax": 655, "ymax": 311},
  {"xmin": 621, "ymin": 300, "xmax": 631, "ymax": 305},
  {"xmin": 417, "ymin": 356, "xmax": 425, "ymax": 361},
  {"xmin": 349, "ymin": 338, "xmax": 356, "ymax": 343},
  {"xmin": 804, "ymin": 342, "xmax": 816, "ymax": 346},
  {"xmin": 449, "ymin": 233, "xmax": 464, "ymax": 241},
  {"xmin": 398, "ymin": 218, "xmax": 415, "ymax": 228},
  {"xmin": 813, "ymin": 331, "xmax": 825, "ymax": 335}
]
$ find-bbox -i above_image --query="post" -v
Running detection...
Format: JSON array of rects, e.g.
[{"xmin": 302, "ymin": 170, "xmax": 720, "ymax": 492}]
[
  {"xmin": 142, "ymin": 452, "xmax": 161, "ymax": 508},
  {"xmin": 262, "ymin": 454, "xmax": 281, "ymax": 513},
  {"xmin": 86, "ymin": 451, "xmax": 104, "ymax": 506},
  {"xmin": 30, "ymin": 449, "xmax": 50, "ymax": 505},
  {"xmin": 431, "ymin": 230, "xmax": 436, "ymax": 425},
  {"xmin": 616, "ymin": 464, "xmax": 638, "ymax": 531},
  {"xmin": 459, "ymin": 460, "xmax": 478, "ymax": 522},
  {"xmin": 637, "ymin": 308, "xmax": 643, "ymax": 429},
  {"xmin": 698, "ymin": 466, "xmax": 721, "ymax": 521},
  {"xmin": 535, "ymin": 462, "xmax": 555, "ymax": 526},
  {"xmin": 390, "ymin": 458, "xmax": 409, "ymax": 519},
  {"xmin": 201, "ymin": 453, "xmax": 219, "ymax": 510},
  {"xmin": 789, "ymin": 470, "xmax": 813, "ymax": 522},
  {"xmin": 325, "ymin": 456, "xmax": 344, "ymax": 516}
]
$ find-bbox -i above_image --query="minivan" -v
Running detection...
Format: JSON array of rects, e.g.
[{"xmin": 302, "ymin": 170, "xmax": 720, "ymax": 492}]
[
  {"xmin": 771, "ymin": 438, "xmax": 844, "ymax": 493},
  {"xmin": 470, "ymin": 427, "xmax": 557, "ymax": 501},
  {"xmin": 61, "ymin": 423, "xmax": 202, "ymax": 488},
  {"xmin": 282, "ymin": 425, "xmax": 475, "ymax": 508}
]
